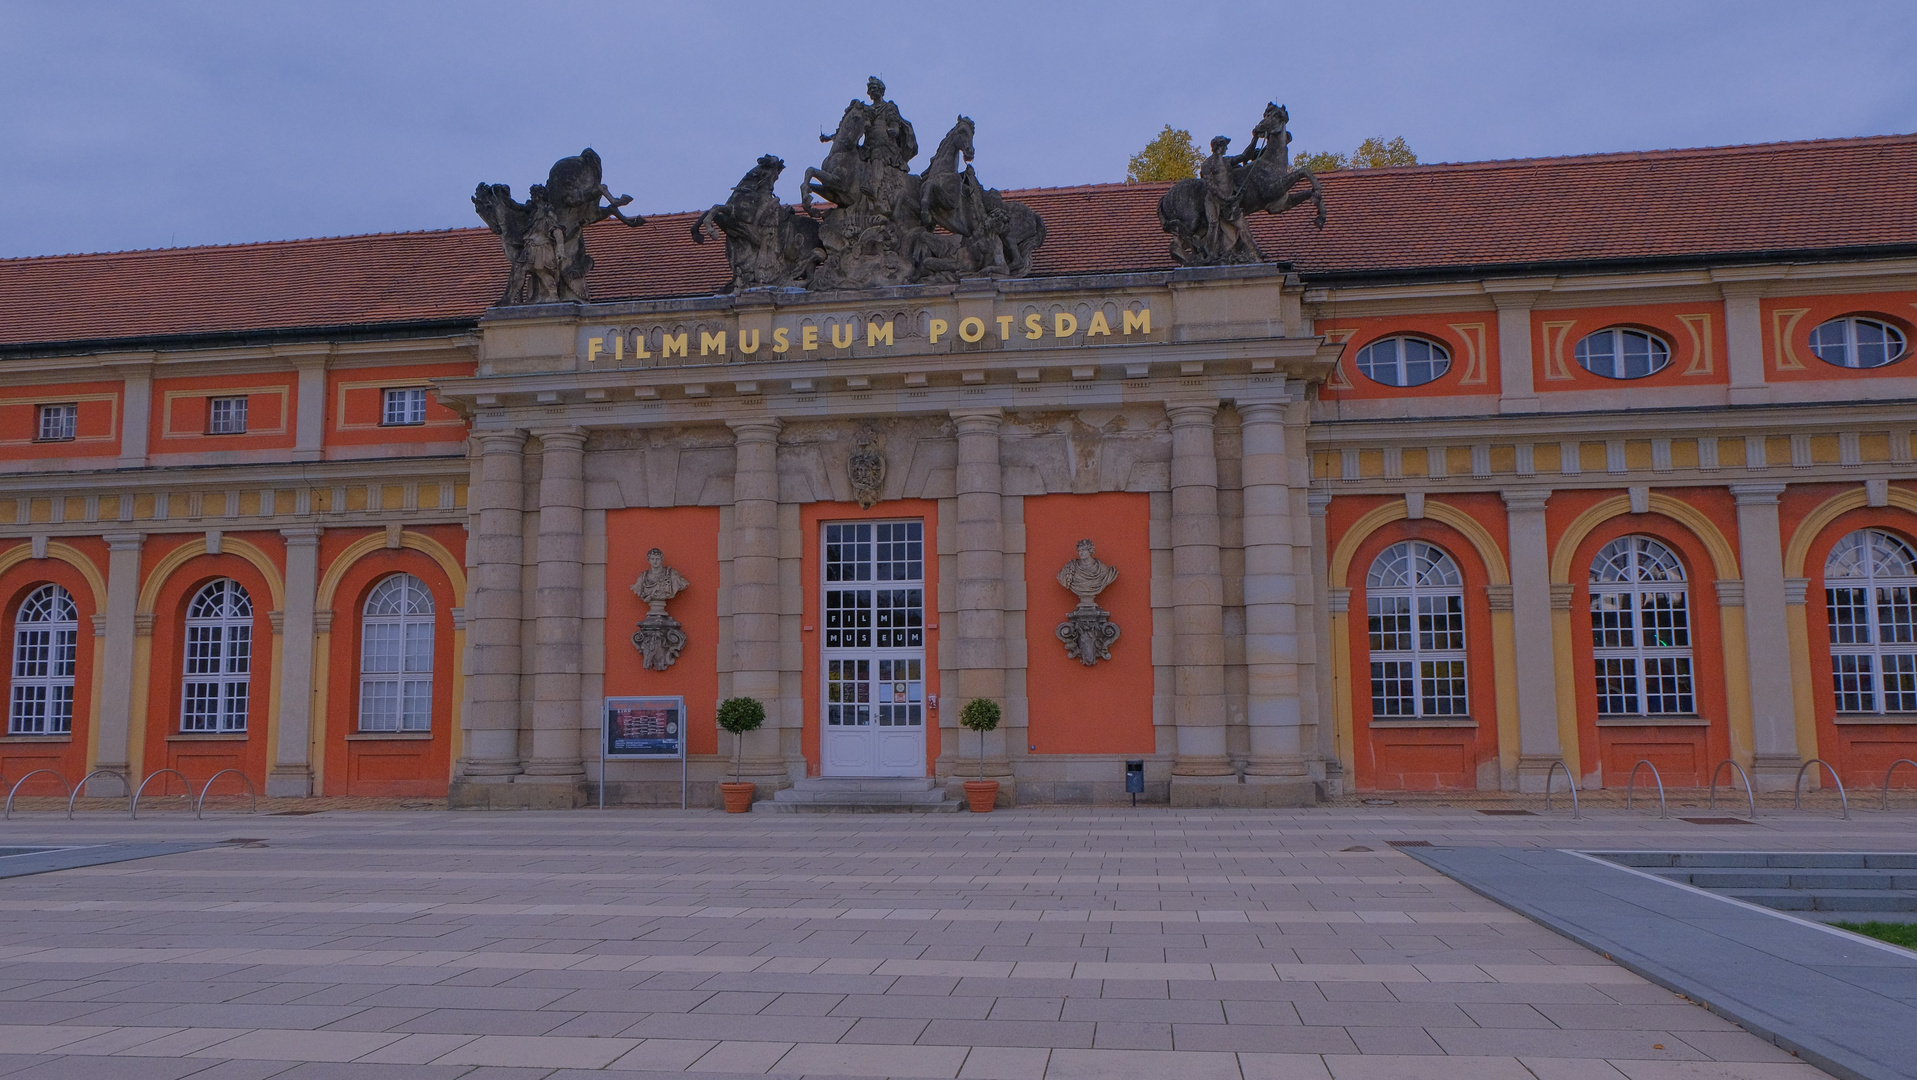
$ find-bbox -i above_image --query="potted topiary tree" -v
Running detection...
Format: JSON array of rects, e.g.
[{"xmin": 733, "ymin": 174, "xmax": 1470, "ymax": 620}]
[
  {"xmin": 716, "ymin": 696, "xmax": 765, "ymax": 813},
  {"xmin": 958, "ymin": 697, "xmax": 1001, "ymax": 813}
]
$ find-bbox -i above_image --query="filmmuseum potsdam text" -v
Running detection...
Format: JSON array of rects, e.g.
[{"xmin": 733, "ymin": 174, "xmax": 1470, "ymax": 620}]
[{"xmin": 3, "ymin": 90, "xmax": 1916, "ymax": 808}]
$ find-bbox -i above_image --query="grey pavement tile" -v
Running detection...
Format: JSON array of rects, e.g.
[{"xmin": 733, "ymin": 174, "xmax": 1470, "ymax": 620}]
[
  {"xmin": 1060, "ymin": 998, "xmax": 1224, "ymax": 1023},
  {"xmin": 622, "ymin": 1013, "xmax": 854, "ymax": 1043},
  {"xmin": 829, "ymin": 995, "xmax": 992, "ymax": 1020},
  {"xmin": 690, "ymin": 992, "xmax": 778, "ymax": 1015},
  {"xmin": 758, "ymin": 993, "xmax": 844, "ymax": 1016},
  {"xmin": 390, "ymin": 1008, "xmax": 581, "ymax": 1036},
  {"xmin": 918, "ymin": 1019, "xmax": 1095, "ymax": 1049},
  {"xmin": 1429, "ymin": 1028, "xmax": 1710, "ymax": 1060},
  {"xmin": 1089, "ymin": 1021, "xmax": 1172, "ymax": 1050},
  {"xmin": 315, "ymin": 1007, "xmax": 433, "ymax": 1032},
  {"xmin": 1295, "ymin": 1002, "xmax": 1473, "ymax": 1028},
  {"xmin": 837, "ymin": 1017, "xmax": 931, "ymax": 1044},
  {"xmin": 4, "ymin": 1058, "xmax": 219, "ymax": 1080},
  {"xmin": 984, "ymin": 998, "xmax": 1062, "ymax": 1021},
  {"xmin": 1532, "ymin": 1004, "xmax": 1741, "ymax": 1032},
  {"xmin": 1345, "ymin": 1027, "xmax": 1445, "ymax": 1055},
  {"xmin": 1665, "ymin": 1032, "xmax": 1805, "ymax": 1063},
  {"xmin": 1172, "ymin": 1023, "xmax": 1358, "ymax": 1054},
  {"xmin": 1458, "ymin": 1002, "xmax": 1557, "ymax": 1028}
]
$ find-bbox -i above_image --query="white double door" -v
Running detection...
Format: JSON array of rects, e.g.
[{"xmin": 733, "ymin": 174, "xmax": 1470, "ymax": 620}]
[{"xmin": 821, "ymin": 520, "xmax": 926, "ymax": 777}]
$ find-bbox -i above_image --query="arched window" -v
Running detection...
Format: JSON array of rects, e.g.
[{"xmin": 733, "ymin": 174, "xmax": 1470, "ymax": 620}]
[
  {"xmin": 359, "ymin": 573, "xmax": 435, "ymax": 732},
  {"xmin": 1574, "ymin": 328, "xmax": 1671, "ymax": 380},
  {"xmin": 1808, "ymin": 316, "xmax": 1907, "ymax": 370},
  {"xmin": 10, "ymin": 584, "xmax": 77, "ymax": 735},
  {"xmin": 1355, "ymin": 336, "xmax": 1451, "ymax": 388},
  {"xmin": 182, "ymin": 579, "xmax": 252, "ymax": 732},
  {"xmin": 1825, "ymin": 529, "xmax": 1917, "ymax": 715},
  {"xmin": 1365, "ymin": 541, "xmax": 1468, "ymax": 718},
  {"xmin": 1590, "ymin": 537, "xmax": 1693, "ymax": 716}
]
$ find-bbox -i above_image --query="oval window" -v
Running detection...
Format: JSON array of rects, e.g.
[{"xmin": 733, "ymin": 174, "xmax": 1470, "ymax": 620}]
[
  {"xmin": 1574, "ymin": 328, "xmax": 1670, "ymax": 380},
  {"xmin": 1808, "ymin": 316, "xmax": 1907, "ymax": 369},
  {"xmin": 1354, "ymin": 336, "xmax": 1451, "ymax": 387}
]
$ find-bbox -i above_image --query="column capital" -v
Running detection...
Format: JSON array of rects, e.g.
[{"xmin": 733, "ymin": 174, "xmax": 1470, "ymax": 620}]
[
  {"xmin": 531, "ymin": 427, "xmax": 588, "ymax": 451},
  {"xmin": 1166, "ymin": 402, "xmax": 1220, "ymax": 427},
  {"xmin": 949, "ymin": 407, "xmax": 1004, "ymax": 432},
  {"xmin": 727, "ymin": 417, "xmax": 784, "ymax": 442},
  {"xmin": 1549, "ymin": 583, "xmax": 1575, "ymax": 611},
  {"xmin": 102, "ymin": 531, "xmax": 146, "ymax": 551},
  {"xmin": 1483, "ymin": 277, "xmax": 1556, "ymax": 308},
  {"xmin": 1713, "ymin": 579, "xmax": 1745, "ymax": 607},
  {"xmin": 280, "ymin": 525, "xmax": 323, "ymax": 547},
  {"xmin": 1307, "ymin": 490, "xmax": 1332, "ymax": 516},
  {"xmin": 1730, "ymin": 482, "xmax": 1787, "ymax": 506},
  {"xmin": 1784, "ymin": 577, "xmax": 1811, "ymax": 605},
  {"xmin": 1236, "ymin": 401, "xmax": 1287, "ymax": 424},
  {"xmin": 472, "ymin": 429, "xmax": 527, "ymax": 454},
  {"xmin": 1500, "ymin": 488, "xmax": 1551, "ymax": 513},
  {"xmin": 1485, "ymin": 583, "xmax": 1514, "ymax": 612}
]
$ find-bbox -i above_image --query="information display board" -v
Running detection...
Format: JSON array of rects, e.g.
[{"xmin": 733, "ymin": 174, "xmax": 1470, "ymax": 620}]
[{"xmin": 601, "ymin": 696, "xmax": 687, "ymax": 809}]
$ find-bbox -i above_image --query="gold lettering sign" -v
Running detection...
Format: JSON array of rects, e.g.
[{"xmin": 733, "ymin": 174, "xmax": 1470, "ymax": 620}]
[{"xmin": 583, "ymin": 304, "xmax": 1157, "ymax": 366}]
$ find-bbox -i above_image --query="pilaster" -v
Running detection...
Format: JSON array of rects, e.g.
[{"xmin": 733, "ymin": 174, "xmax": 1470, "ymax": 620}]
[
  {"xmin": 1487, "ymin": 283, "xmax": 1550, "ymax": 414},
  {"xmin": 451, "ymin": 429, "xmax": 528, "ymax": 799},
  {"xmin": 1731, "ymin": 482, "xmax": 1802, "ymax": 789},
  {"xmin": 1502, "ymin": 488, "xmax": 1563, "ymax": 789},
  {"xmin": 93, "ymin": 532, "xmax": 144, "ymax": 781},
  {"xmin": 1167, "ymin": 401, "xmax": 1236, "ymax": 799},
  {"xmin": 266, "ymin": 526, "xmax": 321, "ymax": 797},
  {"xmin": 1238, "ymin": 400, "xmax": 1313, "ymax": 805},
  {"xmin": 946, "ymin": 407, "xmax": 1013, "ymax": 794},
  {"xmin": 727, "ymin": 417, "xmax": 789, "ymax": 791},
  {"xmin": 522, "ymin": 428, "xmax": 589, "ymax": 799}
]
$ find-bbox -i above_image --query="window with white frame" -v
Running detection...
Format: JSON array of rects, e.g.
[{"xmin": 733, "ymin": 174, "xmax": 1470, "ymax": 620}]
[
  {"xmin": 359, "ymin": 573, "xmax": 434, "ymax": 732},
  {"xmin": 1354, "ymin": 336, "xmax": 1451, "ymax": 388},
  {"xmin": 1365, "ymin": 541, "xmax": 1469, "ymax": 719},
  {"xmin": 1574, "ymin": 328, "xmax": 1672, "ymax": 380},
  {"xmin": 1590, "ymin": 536, "xmax": 1694, "ymax": 716},
  {"xmin": 36, "ymin": 403, "xmax": 77, "ymax": 442},
  {"xmin": 207, "ymin": 396, "xmax": 248, "ymax": 434},
  {"xmin": 1825, "ymin": 529, "xmax": 1917, "ymax": 715},
  {"xmin": 10, "ymin": 584, "xmax": 77, "ymax": 735},
  {"xmin": 382, "ymin": 387, "xmax": 428, "ymax": 426},
  {"xmin": 1808, "ymin": 316, "xmax": 1907, "ymax": 370},
  {"xmin": 181, "ymin": 578, "xmax": 251, "ymax": 732}
]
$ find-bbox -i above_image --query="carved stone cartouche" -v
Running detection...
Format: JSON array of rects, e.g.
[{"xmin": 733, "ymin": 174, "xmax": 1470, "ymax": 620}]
[
  {"xmin": 1055, "ymin": 539, "xmax": 1121, "ymax": 666},
  {"xmin": 848, "ymin": 430, "xmax": 886, "ymax": 509},
  {"xmin": 474, "ymin": 148, "xmax": 646, "ymax": 305},
  {"xmin": 631, "ymin": 548, "xmax": 690, "ymax": 671},
  {"xmin": 1157, "ymin": 103, "xmax": 1326, "ymax": 267}
]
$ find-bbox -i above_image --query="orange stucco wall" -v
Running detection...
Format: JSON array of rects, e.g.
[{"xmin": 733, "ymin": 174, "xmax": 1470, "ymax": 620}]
[
  {"xmin": 327, "ymin": 362, "xmax": 473, "ymax": 450},
  {"xmin": 1022, "ymin": 492, "xmax": 1154, "ymax": 755},
  {"xmin": 0, "ymin": 541, "xmax": 104, "ymax": 793},
  {"xmin": 0, "ymin": 381, "xmax": 122, "ymax": 461},
  {"xmin": 151, "ymin": 372, "xmax": 296, "ymax": 455},
  {"xmin": 1532, "ymin": 301, "xmax": 1729, "ymax": 392},
  {"xmin": 1763, "ymin": 290, "xmax": 1917, "ymax": 383},
  {"xmin": 799, "ymin": 499, "xmax": 941, "ymax": 777},
  {"xmin": 602, "ymin": 507, "xmax": 722, "ymax": 758},
  {"xmin": 1315, "ymin": 312, "xmax": 1499, "ymax": 402}
]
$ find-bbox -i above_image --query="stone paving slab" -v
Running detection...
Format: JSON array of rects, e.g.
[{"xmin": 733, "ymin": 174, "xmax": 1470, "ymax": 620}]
[
  {"xmin": 1402, "ymin": 846, "xmax": 1917, "ymax": 1080},
  {"xmin": 4, "ymin": 807, "xmax": 1914, "ymax": 1078}
]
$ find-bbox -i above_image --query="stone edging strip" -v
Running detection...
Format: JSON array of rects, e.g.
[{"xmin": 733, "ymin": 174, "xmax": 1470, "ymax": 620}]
[
  {"xmin": 0, "ymin": 842, "xmax": 215, "ymax": 880},
  {"xmin": 1400, "ymin": 845, "xmax": 1917, "ymax": 1080}
]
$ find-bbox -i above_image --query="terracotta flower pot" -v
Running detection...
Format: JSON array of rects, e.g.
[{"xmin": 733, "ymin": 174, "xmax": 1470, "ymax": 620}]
[
  {"xmin": 963, "ymin": 779, "xmax": 1000, "ymax": 813},
  {"xmin": 720, "ymin": 781, "xmax": 755, "ymax": 814}
]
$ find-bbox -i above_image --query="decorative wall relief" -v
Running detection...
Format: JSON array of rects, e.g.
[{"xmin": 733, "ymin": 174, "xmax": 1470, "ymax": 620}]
[
  {"xmin": 1055, "ymin": 538, "xmax": 1121, "ymax": 666},
  {"xmin": 849, "ymin": 429, "xmax": 886, "ymax": 508},
  {"xmin": 631, "ymin": 547, "xmax": 690, "ymax": 671}
]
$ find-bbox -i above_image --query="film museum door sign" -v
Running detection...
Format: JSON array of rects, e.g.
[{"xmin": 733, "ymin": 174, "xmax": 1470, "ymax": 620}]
[{"xmin": 822, "ymin": 521, "xmax": 927, "ymax": 777}]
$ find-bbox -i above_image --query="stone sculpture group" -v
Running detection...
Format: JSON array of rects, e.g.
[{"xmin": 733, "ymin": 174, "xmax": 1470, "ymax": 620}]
[{"xmin": 472, "ymin": 91, "xmax": 1331, "ymax": 301}]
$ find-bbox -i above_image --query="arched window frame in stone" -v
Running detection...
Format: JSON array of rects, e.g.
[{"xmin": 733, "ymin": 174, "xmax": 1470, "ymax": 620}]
[
  {"xmin": 1588, "ymin": 536, "xmax": 1693, "ymax": 716},
  {"xmin": 1824, "ymin": 528, "xmax": 1917, "ymax": 716},
  {"xmin": 9, "ymin": 583, "xmax": 78, "ymax": 735},
  {"xmin": 182, "ymin": 578, "xmax": 253, "ymax": 733},
  {"xmin": 359, "ymin": 573, "xmax": 436, "ymax": 732}
]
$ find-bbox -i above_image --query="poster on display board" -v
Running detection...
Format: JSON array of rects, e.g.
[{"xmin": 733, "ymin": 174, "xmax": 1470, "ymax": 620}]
[{"xmin": 601, "ymin": 696, "xmax": 687, "ymax": 809}]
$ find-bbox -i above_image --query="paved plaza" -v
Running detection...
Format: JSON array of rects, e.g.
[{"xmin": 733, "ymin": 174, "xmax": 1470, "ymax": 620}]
[{"xmin": 0, "ymin": 805, "xmax": 1912, "ymax": 1080}]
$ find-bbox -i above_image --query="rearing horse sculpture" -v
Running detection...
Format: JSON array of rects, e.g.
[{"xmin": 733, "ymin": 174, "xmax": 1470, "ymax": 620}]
[
  {"xmin": 919, "ymin": 116, "xmax": 976, "ymax": 236},
  {"xmin": 1233, "ymin": 103, "xmax": 1326, "ymax": 233},
  {"xmin": 804, "ymin": 101, "xmax": 869, "ymax": 212}
]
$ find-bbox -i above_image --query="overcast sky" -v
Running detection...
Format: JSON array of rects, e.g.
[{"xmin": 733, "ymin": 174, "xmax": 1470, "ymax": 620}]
[{"xmin": 2, "ymin": 0, "xmax": 1913, "ymax": 259}]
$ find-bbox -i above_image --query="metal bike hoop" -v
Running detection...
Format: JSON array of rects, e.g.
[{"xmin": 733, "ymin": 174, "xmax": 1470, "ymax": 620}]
[
  {"xmin": 1626, "ymin": 759, "xmax": 1667, "ymax": 818},
  {"xmin": 1709, "ymin": 759, "xmax": 1756, "ymax": 820},
  {"xmin": 1543, "ymin": 760, "xmax": 1580, "ymax": 819},
  {"xmin": 1883, "ymin": 759, "xmax": 1917, "ymax": 812},
  {"xmin": 1793, "ymin": 758, "xmax": 1850, "ymax": 819},
  {"xmin": 194, "ymin": 769, "xmax": 257, "ymax": 818},
  {"xmin": 130, "ymin": 769, "xmax": 192, "ymax": 819},
  {"xmin": 4, "ymin": 769, "xmax": 71, "ymax": 819},
  {"xmin": 67, "ymin": 769, "xmax": 130, "ymax": 819}
]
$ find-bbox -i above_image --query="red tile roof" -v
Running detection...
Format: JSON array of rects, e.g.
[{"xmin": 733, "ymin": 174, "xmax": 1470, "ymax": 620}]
[{"xmin": 4, "ymin": 133, "xmax": 1913, "ymax": 349}]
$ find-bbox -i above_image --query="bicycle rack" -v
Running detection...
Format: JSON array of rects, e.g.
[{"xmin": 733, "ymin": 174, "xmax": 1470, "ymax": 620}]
[
  {"xmin": 1626, "ymin": 760, "xmax": 1667, "ymax": 818},
  {"xmin": 194, "ymin": 769, "xmax": 257, "ymax": 818},
  {"xmin": 1793, "ymin": 758, "xmax": 1850, "ymax": 819},
  {"xmin": 1882, "ymin": 759, "xmax": 1917, "ymax": 811},
  {"xmin": 130, "ymin": 769, "xmax": 192, "ymax": 819},
  {"xmin": 1542, "ymin": 760, "xmax": 1580, "ymax": 819},
  {"xmin": 1709, "ymin": 759, "xmax": 1756, "ymax": 820},
  {"xmin": 4, "ymin": 769, "xmax": 71, "ymax": 819},
  {"xmin": 66, "ymin": 769, "xmax": 130, "ymax": 819}
]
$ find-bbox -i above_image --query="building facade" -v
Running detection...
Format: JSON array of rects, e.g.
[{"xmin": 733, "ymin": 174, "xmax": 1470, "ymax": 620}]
[{"xmin": 2, "ymin": 133, "xmax": 1914, "ymax": 805}]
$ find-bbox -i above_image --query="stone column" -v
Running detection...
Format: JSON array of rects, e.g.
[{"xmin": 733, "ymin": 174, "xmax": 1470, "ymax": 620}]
[
  {"xmin": 116, "ymin": 367, "xmax": 152, "ymax": 470},
  {"xmin": 1721, "ymin": 280, "xmax": 1770, "ymax": 406},
  {"xmin": 1168, "ymin": 402, "xmax": 1234, "ymax": 793},
  {"xmin": 1502, "ymin": 488, "xmax": 1563, "ymax": 789},
  {"xmin": 728, "ymin": 418, "xmax": 789, "ymax": 787},
  {"xmin": 522, "ymin": 428, "xmax": 588, "ymax": 797},
  {"xmin": 950, "ymin": 408, "xmax": 1011, "ymax": 788},
  {"xmin": 1306, "ymin": 491, "xmax": 1342, "ymax": 793},
  {"xmin": 93, "ymin": 532, "xmax": 144, "ymax": 783},
  {"xmin": 1239, "ymin": 401, "xmax": 1311, "ymax": 803},
  {"xmin": 453, "ymin": 429, "xmax": 527, "ymax": 793},
  {"xmin": 267, "ymin": 526, "xmax": 322, "ymax": 797},
  {"xmin": 1732, "ymin": 482, "xmax": 1802, "ymax": 789}
]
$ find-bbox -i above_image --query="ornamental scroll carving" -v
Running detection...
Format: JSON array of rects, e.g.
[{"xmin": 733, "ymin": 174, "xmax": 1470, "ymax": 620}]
[
  {"xmin": 631, "ymin": 547, "xmax": 690, "ymax": 671},
  {"xmin": 1055, "ymin": 539, "xmax": 1121, "ymax": 666},
  {"xmin": 1157, "ymin": 103, "xmax": 1326, "ymax": 267},
  {"xmin": 849, "ymin": 429, "xmax": 886, "ymax": 509},
  {"xmin": 694, "ymin": 77, "xmax": 1045, "ymax": 292}
]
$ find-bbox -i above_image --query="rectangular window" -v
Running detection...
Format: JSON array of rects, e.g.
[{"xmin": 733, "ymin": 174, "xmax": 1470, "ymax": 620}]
[
  {"xmin": 36, "ymin": 404, "xmax": 77, "ymax": 442},
  {"xmin": 382, "ymin": 387, "xmax": 427, "ymax": 426},
  {"xmin": 207, "ymin": 396, "xmax": 248, "ymax": 434}
]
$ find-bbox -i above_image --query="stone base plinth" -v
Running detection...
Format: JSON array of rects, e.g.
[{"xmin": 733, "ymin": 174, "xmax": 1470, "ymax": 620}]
[
  {"xmin": 449, "ymin": 778, "xmax": 589, "ymax": 809},
  {"xmin": 1752, "ymin": 754, "xmax": 1806, "ymax": 794},
  {"xmin": 1169, "ymin": 776, "xmax": 1316, "ymax": 808},
  {"xmin": 264, "ymin": 767, "xmax": 312, "ymax": 799}
]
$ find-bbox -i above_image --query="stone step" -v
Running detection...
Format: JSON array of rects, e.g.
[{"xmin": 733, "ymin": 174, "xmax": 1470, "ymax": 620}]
[
  {"xmin": 756, "ymin": 775, "xmax": 963, "ymax": 813},
  {"xmin": 1655, "ymin": 869, "xmax": 1917, "ymax": 891},
  {"xmin": 1604, "ymin": 851, "xmax": 1917, "ymax": 870},
  {"xmin": 1723, "ymin": 887, "xmax": 1917, "ymax": 913}
]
